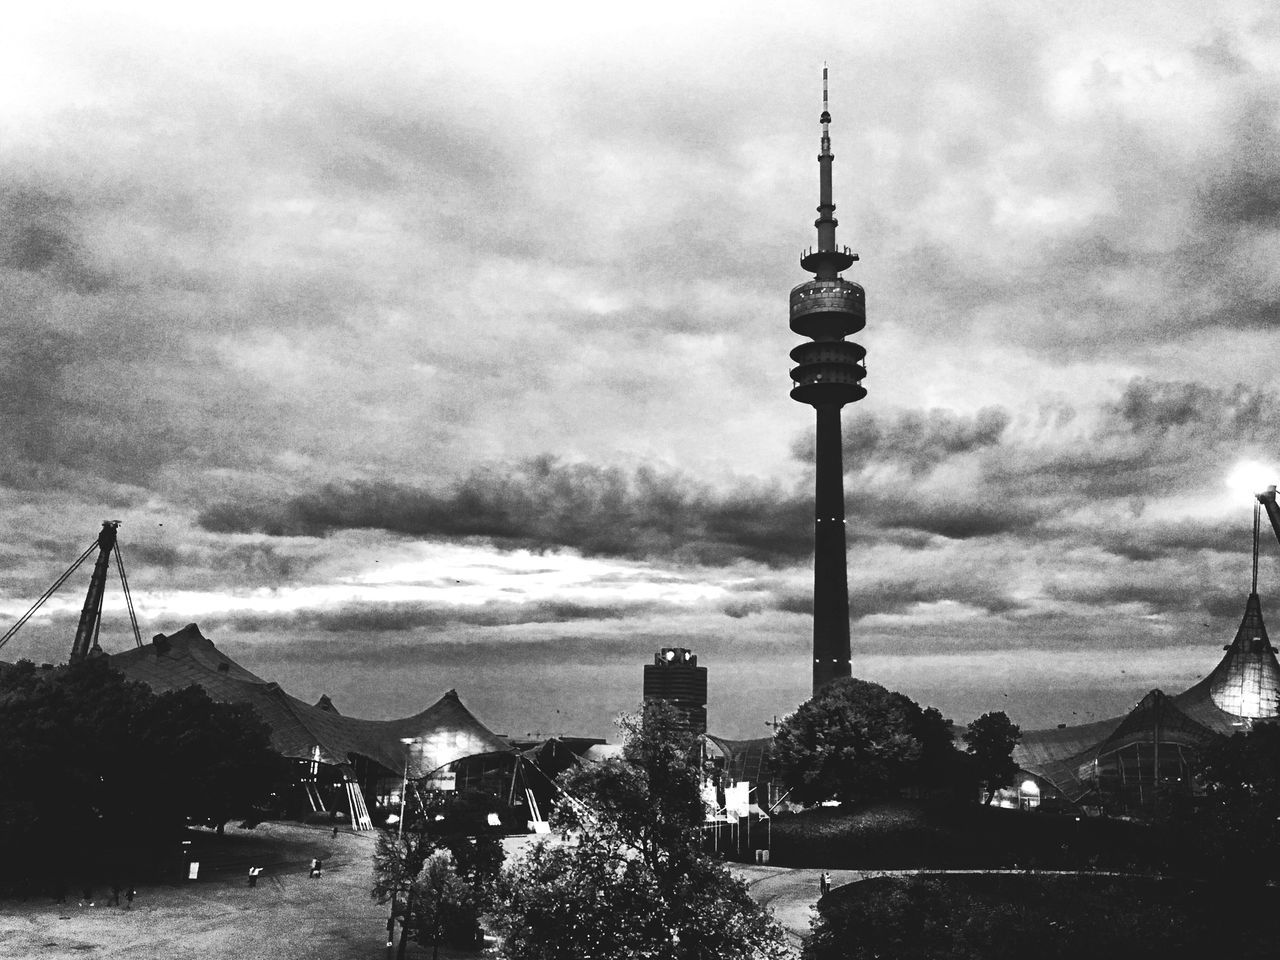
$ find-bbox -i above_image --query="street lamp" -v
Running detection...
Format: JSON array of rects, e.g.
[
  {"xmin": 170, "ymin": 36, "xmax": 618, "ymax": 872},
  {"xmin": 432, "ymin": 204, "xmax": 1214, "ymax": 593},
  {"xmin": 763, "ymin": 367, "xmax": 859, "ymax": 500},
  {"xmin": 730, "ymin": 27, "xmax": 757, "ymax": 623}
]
[
  {"xmin": 398, "ymin": 737, "xmax": 418, "ymax": 839},
  {"xmin": 389, "ymin": 737, "xmax": 420, "ymax": 960}
]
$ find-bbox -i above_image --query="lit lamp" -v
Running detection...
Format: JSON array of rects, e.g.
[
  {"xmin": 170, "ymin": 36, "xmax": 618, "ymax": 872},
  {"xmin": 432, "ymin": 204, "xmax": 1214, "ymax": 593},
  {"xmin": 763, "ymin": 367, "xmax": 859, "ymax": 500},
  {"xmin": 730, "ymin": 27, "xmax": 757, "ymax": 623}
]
[{"xmin": 1227, "ymin": 461, "xmax": 1276, "ymax": 503}]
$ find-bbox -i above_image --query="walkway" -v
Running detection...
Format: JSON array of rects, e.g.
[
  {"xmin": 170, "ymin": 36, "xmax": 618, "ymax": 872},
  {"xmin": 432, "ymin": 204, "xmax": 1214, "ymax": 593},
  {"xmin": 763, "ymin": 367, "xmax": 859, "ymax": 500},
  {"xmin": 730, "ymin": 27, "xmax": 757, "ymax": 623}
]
[{"xmin": 731, "ymin": 863, "xmax": 1156, "ymax": 950}]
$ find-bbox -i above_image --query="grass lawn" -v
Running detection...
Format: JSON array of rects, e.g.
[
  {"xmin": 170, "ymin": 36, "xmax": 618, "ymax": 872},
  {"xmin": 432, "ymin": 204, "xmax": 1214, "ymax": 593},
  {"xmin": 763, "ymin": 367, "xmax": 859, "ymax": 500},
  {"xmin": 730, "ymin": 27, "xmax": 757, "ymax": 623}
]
[
  {"xmin": 765, "ymin": 800, "xmax": 1176, "ymax": 870},
  {"xmin": 810, "ymin": 874, "xmax": 1276, "ymax": 960}
]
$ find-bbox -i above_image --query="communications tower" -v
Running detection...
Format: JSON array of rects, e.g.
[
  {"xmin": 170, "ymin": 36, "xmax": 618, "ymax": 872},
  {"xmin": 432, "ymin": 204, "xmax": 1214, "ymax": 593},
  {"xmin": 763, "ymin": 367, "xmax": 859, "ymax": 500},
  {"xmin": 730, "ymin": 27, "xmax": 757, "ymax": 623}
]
[{"xmin": 788, "ymin": 67, "xmax": 867, "ymax": 695}]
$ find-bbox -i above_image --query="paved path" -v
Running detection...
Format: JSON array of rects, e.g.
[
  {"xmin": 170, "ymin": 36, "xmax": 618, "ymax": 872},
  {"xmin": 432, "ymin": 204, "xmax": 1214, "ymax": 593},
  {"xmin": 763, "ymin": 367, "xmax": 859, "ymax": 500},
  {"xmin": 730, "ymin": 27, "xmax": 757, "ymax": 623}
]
[
  {"xmin": 731, "ymin": 865, "xmax": 868, "ymax": 952},
  {"xmin": 731, "ymin": 864, "xmax": 1152, "ymax": 950}
]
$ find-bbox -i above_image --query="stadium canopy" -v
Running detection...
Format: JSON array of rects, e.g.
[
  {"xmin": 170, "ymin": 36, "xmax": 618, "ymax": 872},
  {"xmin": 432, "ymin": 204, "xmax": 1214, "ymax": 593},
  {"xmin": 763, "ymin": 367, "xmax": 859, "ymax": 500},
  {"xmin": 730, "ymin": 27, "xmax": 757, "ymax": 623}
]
[
  {"xmin": 1016, "ymin": 591, "xmax": 1280, "ymax": 809},
  {"xmin": 110, "ymin": 623, "xmax": 513, "ymax": 779}
]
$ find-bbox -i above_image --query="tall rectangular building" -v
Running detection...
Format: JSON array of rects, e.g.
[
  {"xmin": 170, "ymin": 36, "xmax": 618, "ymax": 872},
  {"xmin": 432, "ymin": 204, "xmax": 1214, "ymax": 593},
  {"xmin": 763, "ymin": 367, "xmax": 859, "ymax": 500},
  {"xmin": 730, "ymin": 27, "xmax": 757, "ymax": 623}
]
[{"xmin": 643, "ymin": 648, "xmax": 708, "ymax": 736}]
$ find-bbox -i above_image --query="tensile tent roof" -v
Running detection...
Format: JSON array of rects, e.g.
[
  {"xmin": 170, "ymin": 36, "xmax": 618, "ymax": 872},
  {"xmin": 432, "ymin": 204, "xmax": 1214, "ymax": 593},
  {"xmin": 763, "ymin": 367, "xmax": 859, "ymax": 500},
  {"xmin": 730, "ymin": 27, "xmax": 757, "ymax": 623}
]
[
  {"xmin": 1016, "ymin": 592, "xmax": 1280, "ymax": 801},
  {"xmin": 109, "ymin": 623, "xmax": 513, "ymax": 778}
]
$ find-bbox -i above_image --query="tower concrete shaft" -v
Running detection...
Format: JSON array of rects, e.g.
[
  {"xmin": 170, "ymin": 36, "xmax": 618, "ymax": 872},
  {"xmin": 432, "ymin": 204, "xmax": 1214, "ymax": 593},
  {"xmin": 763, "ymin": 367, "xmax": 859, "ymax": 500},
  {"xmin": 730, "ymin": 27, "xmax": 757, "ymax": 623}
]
[{"xmin": 788, "ymin": 67, "xmax": 866, "ymax": 695}]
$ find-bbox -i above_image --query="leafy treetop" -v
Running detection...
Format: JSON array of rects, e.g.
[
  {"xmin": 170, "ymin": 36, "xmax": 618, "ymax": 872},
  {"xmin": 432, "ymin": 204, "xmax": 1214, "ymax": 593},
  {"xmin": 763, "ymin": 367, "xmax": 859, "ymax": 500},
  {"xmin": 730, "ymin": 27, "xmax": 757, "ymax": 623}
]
[
  {"xmin": 774, "ymin": 677, "xmax": 958, "ymax": 806},
  {"xmin": 963, "ymin": 711, "xmax": 1022, "ymax": 805},
  {"xmin": 492, "ymin": 700, "xmax": 792, "ymax": 960}
]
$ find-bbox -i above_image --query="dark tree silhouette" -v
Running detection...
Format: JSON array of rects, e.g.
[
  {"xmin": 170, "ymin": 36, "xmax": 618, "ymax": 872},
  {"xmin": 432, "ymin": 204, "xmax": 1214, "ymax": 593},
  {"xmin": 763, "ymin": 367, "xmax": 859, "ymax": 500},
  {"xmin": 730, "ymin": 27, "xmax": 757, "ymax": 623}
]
[
  {"xmin": 1189, "ymin": 723, "xmax": 1280, "ymax": 881},
  {"xmin": 805, "ymin": 876, "xmax": 1250, "ymax": 960},
  {"xmin": 963, "ymin": 711, "xmax": 1022, "ymax": 804},
  {"xmin": 774, "ymin": 677, "xmax": 958, "ymax": 805},
  {"xmin": 0, "ymin": 658, "xmax": 287, "ymax": 889}
]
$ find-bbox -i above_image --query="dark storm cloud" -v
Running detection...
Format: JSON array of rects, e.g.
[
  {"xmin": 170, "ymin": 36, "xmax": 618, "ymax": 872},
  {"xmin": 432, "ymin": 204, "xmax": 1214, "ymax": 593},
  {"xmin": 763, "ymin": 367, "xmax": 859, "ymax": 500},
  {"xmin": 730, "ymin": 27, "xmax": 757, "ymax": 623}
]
[
  {"xmin": 1202, "ymin": 591, "xmax": 1253, "ymax": 621},
  {"xmin": 1203, "ymin": 167, "xmax": 1280, "ymax": 230},
  {"xmin": 197, "ymin": 457, "xmax": 814, "ymax": 564},
  {"xmin": 0, "ymin": 187, "xmax": 113, "ymax": 293},
  {"xmin": 855, "ymin": 495, "xmax": 1038, "ymax": 541},
  {"xmin": 1113, "ymin": 378, "xmax": 1268, "ymax": 437},
  {"xmin": 0, "ymin": 323, "xmax": 79, "ymax": 476},
  {"xmin": 184, "ymin": 371, "xmax": 1270, "ymax": 573},
  {"xmin": 782, "ymin": 376, "xmax": 1280, "ymax": 554},
  {"xmin": 125, "ymin": 540, "xmax": 325, "ymax": 588},
  {"xmin": 203, "ymin": 597, "xmax": 671, "ymax": 636},
  {"xmin": 1043, "ymin": 580, "xmax": 1224, "ymax": 614},
  {"xmin": 0, "ymin": 187, "xmax": 127, "ymax": 482},
  {"xmin": 0, "ymin": 174, "xmax": 291, "ymax": 490},
  {"xmin": 769, "ymin": 578, "xmax": 1021, "ymax": 619},
  {"xmin": 785, "ymin": 405, "xmax": 1038, "ymax": 540},
  {"xmin": 1096, "ymin": 519, "xmax": 1245, "ymax": 561},
  {"xmin": 973, "ymin": 377, "xmax": 1280, "ymax": 508},
  {"xmin": 222, "ymin": 632, "xmax": 663, "ymax": 670},
  {"xmin": 1194, "ymin": 91, "xmax": 1280, "ymax": 230},
  {"xmin": 793, "ymin": 406, "xmax": 1010, "ymax": 476}
]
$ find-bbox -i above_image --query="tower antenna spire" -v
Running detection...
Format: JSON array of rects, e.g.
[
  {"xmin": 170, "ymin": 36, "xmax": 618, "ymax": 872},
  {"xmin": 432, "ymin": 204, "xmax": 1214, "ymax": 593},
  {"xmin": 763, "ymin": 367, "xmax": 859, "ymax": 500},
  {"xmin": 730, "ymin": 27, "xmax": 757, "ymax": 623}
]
[{"xmin": 810, "ymin": 65, "xmax": 852, "ymax": 267}]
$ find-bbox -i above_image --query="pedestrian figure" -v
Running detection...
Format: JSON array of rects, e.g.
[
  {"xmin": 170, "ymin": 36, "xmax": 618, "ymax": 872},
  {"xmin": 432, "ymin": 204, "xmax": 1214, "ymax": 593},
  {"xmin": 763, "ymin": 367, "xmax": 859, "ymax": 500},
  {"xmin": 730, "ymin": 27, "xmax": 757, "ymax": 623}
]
[
  {"xmin": 332, "ymin": 825, "xmax": 339, "ymax": 838},
  {"xmin": 314, "ymin": 859, "xmax": 323, "ymax": 879},
  {"xmin": 309, "ymin": 858, "xmax": 318, "ymax": 878},
  {"xmin": 819, "ymin": 871, "xmax": 830, "ymax": 896},
  {"xmin": 125, "ymin": 886, "xmax": 135, "ymax": 910},
  {"xmin": 248, "ymin": 867, "xmax": 262, "ymax": 887},
  {"xmin": 110, "ymin": 884, "xmax": 120, "ymax": 906}
]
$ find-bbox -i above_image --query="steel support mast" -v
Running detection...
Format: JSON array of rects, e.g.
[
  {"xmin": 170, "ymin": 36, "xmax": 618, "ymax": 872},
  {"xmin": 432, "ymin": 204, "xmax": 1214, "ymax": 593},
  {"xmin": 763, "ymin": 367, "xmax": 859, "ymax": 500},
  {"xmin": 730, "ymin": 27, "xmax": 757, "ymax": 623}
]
[{"xmin": 69, "ymin": 521, "xmax": 121, "ymax": 663}]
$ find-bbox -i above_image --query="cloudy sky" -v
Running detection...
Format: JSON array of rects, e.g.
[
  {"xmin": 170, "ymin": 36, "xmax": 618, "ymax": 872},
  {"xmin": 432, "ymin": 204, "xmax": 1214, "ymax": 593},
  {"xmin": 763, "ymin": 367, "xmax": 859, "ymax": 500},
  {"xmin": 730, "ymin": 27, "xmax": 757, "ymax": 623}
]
[{"xmin": 2, "ymin": 1, "xmax": 1279, "ymax": 740}]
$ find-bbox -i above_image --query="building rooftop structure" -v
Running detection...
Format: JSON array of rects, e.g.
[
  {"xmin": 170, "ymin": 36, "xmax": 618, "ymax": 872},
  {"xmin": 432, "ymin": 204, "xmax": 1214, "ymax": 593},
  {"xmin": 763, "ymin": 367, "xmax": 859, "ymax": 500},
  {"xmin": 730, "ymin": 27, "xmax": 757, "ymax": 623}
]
[
  {"xmin": 110, "ymin": 623, "xmax": 513, "ymax": 780},
  {"xmin": 1016, "ymin": 590, "xmax": 1280, "ymax": 811}
]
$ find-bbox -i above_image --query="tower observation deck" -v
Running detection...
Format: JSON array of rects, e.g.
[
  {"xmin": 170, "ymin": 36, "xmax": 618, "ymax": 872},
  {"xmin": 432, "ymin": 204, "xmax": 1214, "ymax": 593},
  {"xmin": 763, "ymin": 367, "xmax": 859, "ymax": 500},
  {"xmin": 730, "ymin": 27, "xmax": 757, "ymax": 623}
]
[{"xmin": 790, "ymin": 67, "xmax": 866, "ymax": 695}]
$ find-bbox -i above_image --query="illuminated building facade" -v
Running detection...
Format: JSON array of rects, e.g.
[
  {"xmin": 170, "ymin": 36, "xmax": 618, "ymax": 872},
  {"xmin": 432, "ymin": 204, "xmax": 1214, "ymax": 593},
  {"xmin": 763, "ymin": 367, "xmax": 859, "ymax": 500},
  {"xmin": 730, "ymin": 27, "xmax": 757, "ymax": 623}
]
[
  {"xmin": 1016, "ymin": 593, "xmax": 1280, "ymax": 815},
  {"xmin": 1016, "ymin": 500, "xmax": 1280, "ymax": 815}
]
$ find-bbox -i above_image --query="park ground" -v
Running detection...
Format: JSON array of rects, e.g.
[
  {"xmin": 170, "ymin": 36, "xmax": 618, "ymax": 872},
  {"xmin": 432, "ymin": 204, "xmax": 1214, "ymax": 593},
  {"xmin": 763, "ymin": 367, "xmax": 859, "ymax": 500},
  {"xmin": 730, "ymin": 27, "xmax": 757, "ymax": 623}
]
[
  {"xmin": 0, "ymin": 824, "xmax": 829, "ymax": 959},
  {"xmin": 0, "ymin": 822, "xmax": 485, "ymax": 960}
]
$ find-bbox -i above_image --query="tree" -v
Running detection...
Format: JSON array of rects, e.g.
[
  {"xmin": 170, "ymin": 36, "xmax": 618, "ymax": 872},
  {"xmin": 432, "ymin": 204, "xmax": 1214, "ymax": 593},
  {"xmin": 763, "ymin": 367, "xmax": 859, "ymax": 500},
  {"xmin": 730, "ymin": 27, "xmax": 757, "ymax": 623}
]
[
  {"xmin": 491, "ymin": 700, "xmax": 791, "ymax": 960},
  {"xmin": 408, "ymin": 851, "xmax": 477, "ymax": 960},
  {"xmin": 774, "ymin": 678, "xmax": 953, "ymax": 806},
  {"xmin": 963, "ymin": 712, "xmax": 1021, "ymax": 805},
  {"xmin": 1189, "ymin": 723, "xmax": 1280, "ymax": 881},
  {"xmin": 136, "ymin": 685, "xmax": 291, "ymax": 833},
  {"xmin": 805, "ymin": 875, "xmax": 1215, "ymax": 960},
  {"xmin": 0, "ymin": 657, "xmax": 287, "ymax": 888},
  {"xmin": 563, "ymin": 701, "xmax": 708, "ymax": 868},
  {"xmin": 372, "ymin": 790, "xmax": 505, "ymax": 956},
  {"xmin": 1196, "ymin": 722, "xmax": 1280, "ymax": 809},
  {"xmin": 911, "ymin": 705, "xmax": 971, "ymax": 796}
]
